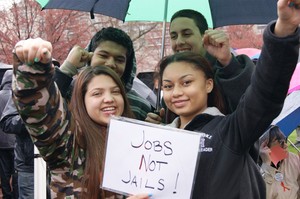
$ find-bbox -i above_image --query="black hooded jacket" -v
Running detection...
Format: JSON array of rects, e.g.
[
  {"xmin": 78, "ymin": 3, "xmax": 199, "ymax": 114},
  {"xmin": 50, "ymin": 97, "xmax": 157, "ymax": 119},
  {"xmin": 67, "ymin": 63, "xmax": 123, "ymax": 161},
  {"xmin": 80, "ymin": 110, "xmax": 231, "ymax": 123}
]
[{"xmin": 172, "ymin": 22, "xmax": 299, "ymax": 199}]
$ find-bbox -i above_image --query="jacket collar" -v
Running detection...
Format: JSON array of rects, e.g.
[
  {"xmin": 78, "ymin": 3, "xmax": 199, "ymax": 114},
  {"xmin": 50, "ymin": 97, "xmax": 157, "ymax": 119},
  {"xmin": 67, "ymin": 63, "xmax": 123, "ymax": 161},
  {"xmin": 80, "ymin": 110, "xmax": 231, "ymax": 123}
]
[{"xmin": 168, "ymin": 107, "xmax": 224, "ymax": 128}]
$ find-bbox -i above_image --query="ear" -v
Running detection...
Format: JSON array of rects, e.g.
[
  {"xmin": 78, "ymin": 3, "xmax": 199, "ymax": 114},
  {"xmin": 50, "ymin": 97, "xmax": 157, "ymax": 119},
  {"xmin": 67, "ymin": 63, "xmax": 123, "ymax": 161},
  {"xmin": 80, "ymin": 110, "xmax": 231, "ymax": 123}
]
[{"xmin": 206, "ymin": 78, "xmax": 213, "ymax": 93}]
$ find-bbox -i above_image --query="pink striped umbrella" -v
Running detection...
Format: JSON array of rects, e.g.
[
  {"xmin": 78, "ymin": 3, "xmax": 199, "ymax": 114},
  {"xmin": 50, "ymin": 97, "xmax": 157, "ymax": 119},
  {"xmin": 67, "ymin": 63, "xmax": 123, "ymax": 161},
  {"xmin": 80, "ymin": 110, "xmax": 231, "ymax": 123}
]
[
  {"xmin": 288, "ymin": 63, "xmax": 300, "ymax": 94},
  {"xmin": 235, "ymin": 48, "xmax": 261, "ymax": 60}
]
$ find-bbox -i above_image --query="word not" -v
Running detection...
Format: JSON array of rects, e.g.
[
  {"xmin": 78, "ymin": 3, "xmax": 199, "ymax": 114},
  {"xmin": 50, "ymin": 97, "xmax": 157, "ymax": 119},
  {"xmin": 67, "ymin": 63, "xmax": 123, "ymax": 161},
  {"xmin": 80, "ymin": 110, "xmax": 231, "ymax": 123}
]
[{"xmin": 139, "ymin": 154, "xmax": 168, "ymax": 172}]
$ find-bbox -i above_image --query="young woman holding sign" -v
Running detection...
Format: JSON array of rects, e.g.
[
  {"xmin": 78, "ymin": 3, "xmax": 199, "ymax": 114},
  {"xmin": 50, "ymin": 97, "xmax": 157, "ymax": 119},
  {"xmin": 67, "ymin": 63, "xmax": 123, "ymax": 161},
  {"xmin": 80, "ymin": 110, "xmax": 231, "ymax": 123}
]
[
  {"xmin": 157, "ymin": 0, "xmax": 300, "ymax": 198},
  {"xmin": 11, "ymin": 42, "xmax": 149, "ymax": 199}
]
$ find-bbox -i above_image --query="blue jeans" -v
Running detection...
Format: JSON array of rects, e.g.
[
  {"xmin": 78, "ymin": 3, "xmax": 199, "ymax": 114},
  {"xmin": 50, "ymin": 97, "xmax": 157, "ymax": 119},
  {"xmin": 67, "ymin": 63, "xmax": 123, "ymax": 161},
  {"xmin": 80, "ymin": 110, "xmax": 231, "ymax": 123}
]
[{"xmin": 18, "ymin": 171, "xmax": 34, "ymax": 199}]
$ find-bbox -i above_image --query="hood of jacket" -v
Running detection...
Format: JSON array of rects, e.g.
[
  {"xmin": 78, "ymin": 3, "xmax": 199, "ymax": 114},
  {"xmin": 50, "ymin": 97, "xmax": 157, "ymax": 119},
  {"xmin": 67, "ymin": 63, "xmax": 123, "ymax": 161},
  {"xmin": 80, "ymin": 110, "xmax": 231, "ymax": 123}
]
[{"xmin": 0, "ymin": 69, "xmax": 12, "ymax": 90}]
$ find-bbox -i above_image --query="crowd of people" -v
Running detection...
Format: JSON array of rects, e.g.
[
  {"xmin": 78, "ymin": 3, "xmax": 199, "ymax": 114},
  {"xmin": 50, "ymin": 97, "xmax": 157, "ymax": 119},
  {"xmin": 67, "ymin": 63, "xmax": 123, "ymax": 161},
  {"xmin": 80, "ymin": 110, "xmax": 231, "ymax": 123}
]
[{"xmin": 0, "ymin": 0, "xmax": 300, "ymax": 198}]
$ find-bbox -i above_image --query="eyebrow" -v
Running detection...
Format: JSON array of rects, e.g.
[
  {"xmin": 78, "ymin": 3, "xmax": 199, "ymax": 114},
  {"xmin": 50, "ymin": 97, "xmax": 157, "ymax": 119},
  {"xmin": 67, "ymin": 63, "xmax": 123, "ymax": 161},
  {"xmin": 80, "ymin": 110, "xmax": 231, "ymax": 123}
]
[
  {"xmin": 170, "ymin": 28, "xmax": 191, "ymax": 34},
  {"xmin": 88, "ymin": 85, "xmax": 119, "ymax": 92},
  {"xmin": 163, "ymin": 74, "xmax": 193, "ymax": 82},
  {"xmin": 97, "ymin": 50, "xmax": 126, "ymax": 58}
]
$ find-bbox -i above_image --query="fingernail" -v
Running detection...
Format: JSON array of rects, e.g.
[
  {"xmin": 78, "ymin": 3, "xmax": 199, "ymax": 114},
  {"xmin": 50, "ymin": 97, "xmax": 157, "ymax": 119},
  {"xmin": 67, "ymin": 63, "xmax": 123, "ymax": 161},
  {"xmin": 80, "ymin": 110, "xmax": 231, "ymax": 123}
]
[
  {"xmin": 148, "ymin": 194, "xmax": 153, "ymax": 198},
  {"xmin": 34, "ymin": 57, "xmax": 39, "ymax": 62},
  {"xmin": 289, "ymin": 2, "xmax": 295, "ymax": 7},
  {"xmin": 27, "ymin": 61, "xmax": 33, "ymax": 66}
]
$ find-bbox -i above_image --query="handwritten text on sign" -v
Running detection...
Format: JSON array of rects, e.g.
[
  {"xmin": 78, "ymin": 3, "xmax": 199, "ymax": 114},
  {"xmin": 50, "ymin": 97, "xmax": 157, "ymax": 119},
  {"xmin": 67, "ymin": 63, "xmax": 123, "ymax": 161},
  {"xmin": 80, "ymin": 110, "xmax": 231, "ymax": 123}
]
[{"xmin": 101, "ymin": 117, "xmax": 201, "ymax": 199}]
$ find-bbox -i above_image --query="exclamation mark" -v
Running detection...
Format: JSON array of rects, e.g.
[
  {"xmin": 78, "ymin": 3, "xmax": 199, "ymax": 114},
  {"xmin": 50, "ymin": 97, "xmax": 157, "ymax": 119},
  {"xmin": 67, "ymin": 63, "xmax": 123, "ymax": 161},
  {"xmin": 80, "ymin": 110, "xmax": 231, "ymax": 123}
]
[{"xmin": 173, "ymin": 173, "xmax": 179, "ymax": 194}]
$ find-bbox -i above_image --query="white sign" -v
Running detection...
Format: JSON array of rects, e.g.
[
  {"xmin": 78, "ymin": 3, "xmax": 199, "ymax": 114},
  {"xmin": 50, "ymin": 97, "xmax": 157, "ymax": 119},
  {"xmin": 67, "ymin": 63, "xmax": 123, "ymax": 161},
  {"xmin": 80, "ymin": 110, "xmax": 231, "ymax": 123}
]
[{"xmin": 102, "ymin": 117, "xmax": 201, "ymax": 199}]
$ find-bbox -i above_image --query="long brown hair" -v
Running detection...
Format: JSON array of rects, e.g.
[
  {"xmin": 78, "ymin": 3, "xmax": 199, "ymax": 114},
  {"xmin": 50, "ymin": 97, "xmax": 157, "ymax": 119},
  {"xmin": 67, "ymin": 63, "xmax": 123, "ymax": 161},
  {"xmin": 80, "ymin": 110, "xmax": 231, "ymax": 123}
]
[
  {"xmin": 159, "ymin": 51, "xmax": 226, "ymax": 114},
  {"xmin": 70, "ymin": 66, "xmax": 134, "ymax": 198}
]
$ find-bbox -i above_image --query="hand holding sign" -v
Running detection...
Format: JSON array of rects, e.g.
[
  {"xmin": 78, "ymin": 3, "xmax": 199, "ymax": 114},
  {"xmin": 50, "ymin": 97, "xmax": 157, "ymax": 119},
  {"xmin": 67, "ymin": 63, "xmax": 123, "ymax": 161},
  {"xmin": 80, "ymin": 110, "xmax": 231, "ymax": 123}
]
[{"xmin": 127, "ymin": 193, "xmax": 152, "ymax": 199}]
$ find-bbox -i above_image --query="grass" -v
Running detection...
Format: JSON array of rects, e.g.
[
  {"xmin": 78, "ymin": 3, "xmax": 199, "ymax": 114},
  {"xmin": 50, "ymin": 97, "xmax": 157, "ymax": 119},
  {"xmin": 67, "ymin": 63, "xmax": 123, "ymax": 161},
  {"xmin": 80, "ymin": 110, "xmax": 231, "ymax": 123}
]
[{"xmin": 287, "ymin": 130, "xmax": 300, "ymax": 154}]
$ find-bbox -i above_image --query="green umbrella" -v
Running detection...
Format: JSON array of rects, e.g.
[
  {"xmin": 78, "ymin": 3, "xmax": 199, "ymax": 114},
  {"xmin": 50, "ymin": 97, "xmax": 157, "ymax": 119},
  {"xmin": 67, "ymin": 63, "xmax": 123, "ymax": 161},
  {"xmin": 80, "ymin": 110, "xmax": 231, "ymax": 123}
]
[
  {"xmin": 37, "ymin": 0, "xmax": 48, "ymax": 7},
  {"xmin": 126, "ymin": 0, "xmax": 213, "ymax": 27}
]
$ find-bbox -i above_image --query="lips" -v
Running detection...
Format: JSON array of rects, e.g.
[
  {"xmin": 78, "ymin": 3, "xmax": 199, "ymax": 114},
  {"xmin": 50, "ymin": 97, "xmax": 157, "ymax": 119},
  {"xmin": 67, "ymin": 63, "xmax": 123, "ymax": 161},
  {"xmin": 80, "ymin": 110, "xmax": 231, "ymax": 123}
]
[
  {"xmin": 176, "ymin": 49, "xmax": 191, "ymax": 53},
  {"xmin": 172, "ymin": 99, "xmax": 188, "ymax": 108},
  {"xmin": 101, "ymin": 106, "xmax": 117, "ymax": 114},
  {"xmin": 176, "ymin": 46, "xmax": 191, "ymax": 52}
]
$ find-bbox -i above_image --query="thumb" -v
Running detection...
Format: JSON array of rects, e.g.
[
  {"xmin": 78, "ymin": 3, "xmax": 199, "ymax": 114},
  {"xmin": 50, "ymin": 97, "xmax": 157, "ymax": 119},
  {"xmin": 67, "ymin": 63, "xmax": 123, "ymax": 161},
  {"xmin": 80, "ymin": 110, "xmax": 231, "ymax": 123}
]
[
  {"xmin": 160, "ymin": 108, "xmax": 165, "ymax": 118},
  {"xmin": 88, "ymin": 52, "xmax": 93, "ymax": 59},
  {"xmin": 40, "ymin": 48, "xmax": 52, "ymax": 64},
  {"xmin": 80, "ymin": 51, "xmax": 93, "ymax": 63}
]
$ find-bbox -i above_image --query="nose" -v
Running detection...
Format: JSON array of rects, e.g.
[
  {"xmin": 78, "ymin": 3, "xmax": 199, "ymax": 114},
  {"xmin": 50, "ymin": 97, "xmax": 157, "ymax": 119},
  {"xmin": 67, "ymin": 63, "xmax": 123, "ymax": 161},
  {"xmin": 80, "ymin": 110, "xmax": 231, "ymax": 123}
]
[
  {"xmin": 103, "ymin": 93, "xmax": 114, "ymax": 103},
  {"xmin": 172, "ymin": 84, "xmax": 183, "ymax": 97},
  {"xmin": 105, "ymin": 57, "xmax": 117, "ymax": 70},
  {"xmin": 176, "ymin": 35, "xmax": 185, "ymax": 45}
]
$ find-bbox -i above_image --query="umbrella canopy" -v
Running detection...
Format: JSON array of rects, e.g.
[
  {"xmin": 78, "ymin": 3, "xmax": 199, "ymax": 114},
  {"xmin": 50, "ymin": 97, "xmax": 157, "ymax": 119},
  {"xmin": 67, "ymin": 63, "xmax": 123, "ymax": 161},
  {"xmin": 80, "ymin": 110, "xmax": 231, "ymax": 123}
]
[
  {"xmin": 36, "ymin": 0, "xmax": 277, "ymax": 28},
  {"xmin": 288, "ymin": 63, "xmax": 300, "ymax": 94},
  {"xmin": 36, "ymin": 0, "xmax": 130, "ymax": 20},
  {"xmin": 235, "ymin": 48, "xmax": 261, "ymax": 60},
  {"xmin": 272, "ymin": 90, "xmax": 300, "ymax": 137}
]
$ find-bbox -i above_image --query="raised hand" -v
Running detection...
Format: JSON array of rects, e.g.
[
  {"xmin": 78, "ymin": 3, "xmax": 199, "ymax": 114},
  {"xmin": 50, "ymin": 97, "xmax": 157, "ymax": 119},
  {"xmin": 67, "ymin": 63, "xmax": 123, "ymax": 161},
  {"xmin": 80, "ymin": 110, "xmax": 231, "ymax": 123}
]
[
  {"xmin": 275, "ymin": 0, "xmax": 300, "ymax": 37},
  {"xmin": 202, "ymin": 29, "xmax": 232, "ymax": 67},
  {"xmin": 64, "ymin": 45, "xmax": 93, "ymax": 69},
  {"xmin": 13, "ymin": 38, "xmax": 52, "ymax": 65},
  {"xmin": 259, "ymin": 140, "xmax": 272, "ymax": 165}
]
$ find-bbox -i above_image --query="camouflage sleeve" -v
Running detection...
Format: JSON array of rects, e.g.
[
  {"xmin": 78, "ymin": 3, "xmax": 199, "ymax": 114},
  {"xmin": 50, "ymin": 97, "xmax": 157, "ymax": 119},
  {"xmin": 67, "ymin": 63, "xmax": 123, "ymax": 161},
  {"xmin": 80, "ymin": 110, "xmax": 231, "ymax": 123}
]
[{"xmin": 12, "ymin": 60, "xmax": 74, "ymax": 169}]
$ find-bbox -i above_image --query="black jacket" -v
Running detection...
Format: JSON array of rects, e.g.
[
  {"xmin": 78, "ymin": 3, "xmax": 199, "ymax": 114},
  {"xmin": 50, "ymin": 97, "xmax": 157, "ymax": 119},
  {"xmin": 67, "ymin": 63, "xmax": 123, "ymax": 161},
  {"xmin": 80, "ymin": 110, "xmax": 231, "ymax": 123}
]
[
  {"xmin": 0, "ymin": 69, "xmax": 15, "ymax": 149},
  {"xmin": 180, "ymin": 22, "xmax": 299, "ymax": 199},
  {"xmin": 0, "ymin": 60, "xmax": 61, "ymax": 173},
  {"xmin": 0, "ymin": 97, "xmax": 34, "ymax": 173}
]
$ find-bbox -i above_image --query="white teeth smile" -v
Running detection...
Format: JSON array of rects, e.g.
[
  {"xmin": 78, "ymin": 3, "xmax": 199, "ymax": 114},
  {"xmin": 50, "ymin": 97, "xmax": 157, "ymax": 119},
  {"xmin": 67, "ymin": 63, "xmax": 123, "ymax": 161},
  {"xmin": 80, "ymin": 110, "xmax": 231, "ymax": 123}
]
[
  {"xmin": 177, "ymin": 50, "xmax": 190, "ymax": 52},
  {"xmin": 102, "ymin": 107, "xmax": 115, "ymax": 111}
]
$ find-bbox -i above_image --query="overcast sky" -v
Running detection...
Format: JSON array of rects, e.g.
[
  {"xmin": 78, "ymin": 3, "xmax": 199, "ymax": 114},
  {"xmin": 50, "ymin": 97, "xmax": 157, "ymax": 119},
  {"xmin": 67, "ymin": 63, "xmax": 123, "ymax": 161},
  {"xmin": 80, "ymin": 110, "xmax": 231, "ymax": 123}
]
[{"xmin": 0, "ymin": 0, "xmax": 19, "ymax": 10}]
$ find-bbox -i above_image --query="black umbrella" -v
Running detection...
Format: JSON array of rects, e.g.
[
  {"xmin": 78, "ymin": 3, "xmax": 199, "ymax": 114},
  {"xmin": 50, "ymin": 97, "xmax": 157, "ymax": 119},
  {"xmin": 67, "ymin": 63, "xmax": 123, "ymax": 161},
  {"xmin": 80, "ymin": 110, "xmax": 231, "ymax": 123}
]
[{"xmin": 36, "ymin": 0, "xmax": 277, "ymax": 28}]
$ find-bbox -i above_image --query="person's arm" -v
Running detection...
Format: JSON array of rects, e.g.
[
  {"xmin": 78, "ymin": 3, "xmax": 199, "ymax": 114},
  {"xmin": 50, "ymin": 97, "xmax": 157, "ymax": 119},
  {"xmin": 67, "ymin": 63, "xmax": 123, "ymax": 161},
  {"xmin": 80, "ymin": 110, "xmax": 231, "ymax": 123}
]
[
  {"xmin": 212, "ymin": 47, "xmax": 255, "ymax": 113},
  {"xmin": 54, "ymin": 45, "xmax": 92, "ymax": 99},
  {"xmin": 202, "ymin": 27, "xmax": 255, "ymax": 113},
  {"xmin": 225, "ymin": 0, "xmax": 300, "ymax": 152},
  {"xmin": 59, "ymin": 45, "xmax": 93, "ymax": 77},
  {"xmin": 126, "ymin": 89, "xmax": 154, "ymax": 121},
  {"xmin": 12, "ymin": 38, "xmax": 74, "ymax": 167}
]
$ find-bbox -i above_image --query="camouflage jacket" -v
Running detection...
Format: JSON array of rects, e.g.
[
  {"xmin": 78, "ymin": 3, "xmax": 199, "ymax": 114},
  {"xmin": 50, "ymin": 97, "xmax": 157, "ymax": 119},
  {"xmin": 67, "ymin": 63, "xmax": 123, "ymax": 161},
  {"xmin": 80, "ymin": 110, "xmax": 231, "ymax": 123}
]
[{"xmin": 12, "ymin": 61, "xmax": 123, "ymax": 199}]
